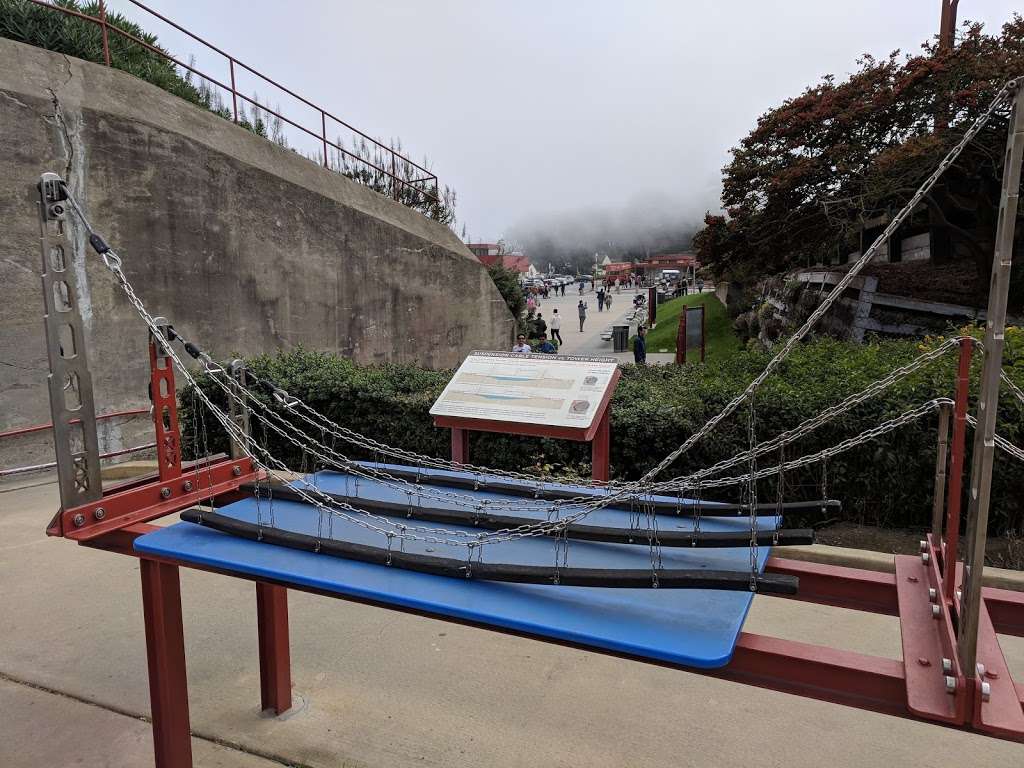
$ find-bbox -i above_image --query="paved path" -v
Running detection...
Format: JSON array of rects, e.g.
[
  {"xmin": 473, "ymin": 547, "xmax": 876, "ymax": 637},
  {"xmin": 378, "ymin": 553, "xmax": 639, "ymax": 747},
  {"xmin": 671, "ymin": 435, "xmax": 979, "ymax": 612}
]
[
  {"xmin": 532, "ymin": 285, "xmax": 640, "ymax": 356},
  {"xmin": 2, "ymin": 473, "xmax": 1023, "ymax": 768}
]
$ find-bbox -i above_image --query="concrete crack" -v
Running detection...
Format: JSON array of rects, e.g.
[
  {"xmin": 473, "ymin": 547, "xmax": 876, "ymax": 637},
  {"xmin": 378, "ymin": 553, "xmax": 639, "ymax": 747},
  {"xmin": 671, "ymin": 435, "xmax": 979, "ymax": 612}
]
[
  {"xmin": 46, "ymin": 87, "xmax": 74, "ymax": 183},
  {"xmin": 0, "ymin": 670, "xmax": 311, "ymax": 767},
  {"xmin": 0, "ymin": 90, "xmax": 31, "ymax": 111},
  {"xmin": 46, "ymin": 55, "xmax": 75, "ymax": 180},
  {"xmin": 0, "ymin": 359, "xmax": 46, "ymax": 373}
]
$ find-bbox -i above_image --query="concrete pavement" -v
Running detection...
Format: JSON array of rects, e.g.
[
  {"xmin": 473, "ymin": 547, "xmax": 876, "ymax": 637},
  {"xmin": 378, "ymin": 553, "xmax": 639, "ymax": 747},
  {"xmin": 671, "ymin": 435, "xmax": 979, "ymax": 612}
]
[
  {"xmin": 531, "ymin": 284, "xmax": 640, "ymax": 356},
  {"xmin": 2, "ymin": 473, "xmax": 1023, "ymax": 768}
]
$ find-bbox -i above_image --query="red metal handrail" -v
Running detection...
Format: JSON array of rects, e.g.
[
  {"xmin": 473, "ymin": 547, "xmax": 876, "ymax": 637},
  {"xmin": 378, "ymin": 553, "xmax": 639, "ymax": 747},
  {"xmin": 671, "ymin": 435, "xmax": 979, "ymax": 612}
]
[
  {"xmin": 0, "ymin": 407, "xmax": 149, "ymax": 441},
  {"xmin": 23, "ymin": 0, "xmax": 440, "ymax": 204},
  {"xmin": 0, "ymin": 442, "xmax": 157, "ymax": 477}
]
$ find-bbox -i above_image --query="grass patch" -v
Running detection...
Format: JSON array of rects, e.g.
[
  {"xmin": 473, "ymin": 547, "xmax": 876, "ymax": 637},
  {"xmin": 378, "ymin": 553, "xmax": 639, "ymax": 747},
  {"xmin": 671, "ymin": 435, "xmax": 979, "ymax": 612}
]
[{"xmin": 637, "ymin": 293, "xmax": 741, "ymax": 360}]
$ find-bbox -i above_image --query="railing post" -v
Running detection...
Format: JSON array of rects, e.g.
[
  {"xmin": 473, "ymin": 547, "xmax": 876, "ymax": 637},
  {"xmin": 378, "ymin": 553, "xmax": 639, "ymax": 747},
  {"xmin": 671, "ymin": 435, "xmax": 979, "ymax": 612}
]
[
  {"xmin": 321, "ymin": 112, "xmax": 328, "ymax": 168},
  {"xmin": 229, "ymin": 58, "xmax": 238, "ymax": 122},
  {"xmin": 930, "ymin": 403, "xmax": 951, "ymax": 539},
  {"xmin": 98, "ymin": 0, "xmax": 111, "ymax": 66},
  {"xmin": 391, "ymin": 153, "xmax": 399, "ymax": 200},
  {"xmin": 942, "ymin": 338, "xmax": 972, "ymax": 602}
]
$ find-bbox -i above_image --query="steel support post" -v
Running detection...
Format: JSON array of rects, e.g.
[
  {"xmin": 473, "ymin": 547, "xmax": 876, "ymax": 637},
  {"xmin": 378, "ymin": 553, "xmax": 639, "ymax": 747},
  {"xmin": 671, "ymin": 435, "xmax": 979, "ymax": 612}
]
[
  {"xmin": 140, "ymin": 559, "xmax": 192, "ymax": 768},
  {"xmin": 591, "ymin": 409, "xmax": 610, "ymax": 482},
  {"xmin": 931, "ymin": 404, "xmax": 951, "ymax": 538},
  {"xmin": 37, "ymin": 173, "xmax": 102, "ymax": 516},
  {"xmin": 957, "ymin": 82, "xmax": 1024, "ymax": 675},
  {"xmin": 256, "ymin": 582, "xmax": 292, "ymax": 714},
  {"xmin": 149, "ymin": 323, "xmax": 183, "ymax": 483},
  {"xmin": 227, "ymin": 362, "xmax": 251, "ymax": 460}
]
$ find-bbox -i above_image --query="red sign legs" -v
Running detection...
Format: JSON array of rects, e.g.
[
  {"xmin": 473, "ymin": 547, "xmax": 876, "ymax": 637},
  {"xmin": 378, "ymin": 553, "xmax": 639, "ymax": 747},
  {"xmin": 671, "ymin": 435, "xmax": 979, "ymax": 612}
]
[
  {"xmin": 451, "ymin": 427, "xmax": 470, "ymax": 464},
  {"xmin": 591, "ymin": 410, "xmax": 610, "ymax": 482},
  {"xmin": 446, "ymin": 413, "xmax": 612, "ymax": 482}
]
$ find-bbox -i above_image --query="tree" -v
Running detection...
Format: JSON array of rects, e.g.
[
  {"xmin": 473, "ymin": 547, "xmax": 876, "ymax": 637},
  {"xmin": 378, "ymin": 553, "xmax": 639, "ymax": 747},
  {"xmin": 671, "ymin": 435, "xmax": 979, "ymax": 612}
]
[
  {"xmin": 693, "ymin": 14, "xmax": 1024, "ymax": 305},
  {"xmin": 486, "ymin": 263, "xmax": 526, "ymax": 328}
]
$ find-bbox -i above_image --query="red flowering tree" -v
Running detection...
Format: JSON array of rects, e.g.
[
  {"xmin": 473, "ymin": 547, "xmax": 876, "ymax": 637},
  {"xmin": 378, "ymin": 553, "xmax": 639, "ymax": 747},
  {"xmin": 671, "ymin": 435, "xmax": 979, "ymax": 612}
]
[{"xmin": 694, "ymin": 15, "xmax": 1024, "ymax": 303}]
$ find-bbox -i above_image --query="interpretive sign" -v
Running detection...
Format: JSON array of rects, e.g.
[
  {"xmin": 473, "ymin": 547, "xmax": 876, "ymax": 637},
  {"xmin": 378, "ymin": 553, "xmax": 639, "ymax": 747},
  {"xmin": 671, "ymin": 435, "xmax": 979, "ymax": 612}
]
[{"xmin": 430, "ymin": 351, "xmax": 619, "ymax": 430}]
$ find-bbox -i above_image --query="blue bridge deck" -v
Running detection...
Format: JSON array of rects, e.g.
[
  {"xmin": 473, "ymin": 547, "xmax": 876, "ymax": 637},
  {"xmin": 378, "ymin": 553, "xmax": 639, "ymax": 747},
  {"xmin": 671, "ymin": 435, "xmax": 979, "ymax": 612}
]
[{"xmin": 135, "ymin": 466, "xmax": 779, "ymax": 669}]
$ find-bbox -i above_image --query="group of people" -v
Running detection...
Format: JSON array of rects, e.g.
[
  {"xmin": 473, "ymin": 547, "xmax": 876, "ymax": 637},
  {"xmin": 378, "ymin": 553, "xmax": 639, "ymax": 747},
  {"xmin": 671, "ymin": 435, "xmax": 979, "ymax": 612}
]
[
  {"xmin": 513, "ymin": 308, "xmax": 564, "ymax": 354},
  {"xmin": 514, "ymin": 274, "xmax": 656, "ymax": 364}
]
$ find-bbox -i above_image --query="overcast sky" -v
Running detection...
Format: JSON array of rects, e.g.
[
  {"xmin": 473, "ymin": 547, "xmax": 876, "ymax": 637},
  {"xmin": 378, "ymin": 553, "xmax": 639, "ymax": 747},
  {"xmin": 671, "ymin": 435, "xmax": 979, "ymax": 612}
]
[{"xmin": 109, "ymin": 1, "xmax": 1021, "ymax": 243}]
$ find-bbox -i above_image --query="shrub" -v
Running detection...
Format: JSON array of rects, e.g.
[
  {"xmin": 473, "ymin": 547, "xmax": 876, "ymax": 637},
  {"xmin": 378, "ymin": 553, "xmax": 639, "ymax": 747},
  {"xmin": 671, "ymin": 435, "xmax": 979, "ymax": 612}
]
[{"xmin": 181, "ymin": 329, "xmax": 1024, "ymax": 535}]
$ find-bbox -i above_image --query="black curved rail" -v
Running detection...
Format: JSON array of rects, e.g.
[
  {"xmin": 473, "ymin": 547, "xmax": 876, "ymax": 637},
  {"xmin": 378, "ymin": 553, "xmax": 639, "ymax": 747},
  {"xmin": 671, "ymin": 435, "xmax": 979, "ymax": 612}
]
[
  {"xmin": 243, "ymin": 484, "xmax": 815, "ymax": 548},
  {"xmin": 179, "ymin": 509, "xmax": 799, "ymax": 594},
  {"xmin": 339, "ymin": 467, "xmax": 840, "ymax": 516}
]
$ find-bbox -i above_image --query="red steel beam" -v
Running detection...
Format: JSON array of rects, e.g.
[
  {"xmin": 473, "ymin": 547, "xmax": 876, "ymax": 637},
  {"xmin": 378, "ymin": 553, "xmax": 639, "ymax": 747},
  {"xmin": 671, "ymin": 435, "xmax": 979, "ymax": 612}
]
[
  {"xmin": 140, "ymin": 559, "xmax": 192, "ymax": 768},
  {"xmin": 714, "ymin": 633, "xmax": 908, "ymax": 717},
  {"xmin": 765, "ymin": 557, "xmax": 899, "ymax": 615},
  {"xmin": 58, "ymin": 456, "xmax": 257, "ymax": 540},
  {"xmin": 256, "ymin": 582, "xmax": 292, "ymax": 715}
]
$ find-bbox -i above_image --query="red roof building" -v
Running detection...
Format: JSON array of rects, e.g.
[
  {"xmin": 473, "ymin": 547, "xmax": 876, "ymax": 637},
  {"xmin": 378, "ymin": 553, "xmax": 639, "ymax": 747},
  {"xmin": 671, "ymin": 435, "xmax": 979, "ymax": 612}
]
[
  {"xmin": 467, "ymin": 244, "xmax": 533, "ymax": 274},
  {"xmin": 636, "ymin": 253, "xmax": 699, "ymax": 272}
]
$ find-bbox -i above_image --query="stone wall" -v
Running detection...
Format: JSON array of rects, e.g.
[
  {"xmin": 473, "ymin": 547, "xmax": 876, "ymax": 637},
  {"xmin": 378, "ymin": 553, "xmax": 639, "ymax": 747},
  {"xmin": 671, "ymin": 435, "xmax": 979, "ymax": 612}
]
[{"xmin": 0, "ymin": 39, "xmax": 514, "ymax": 468}]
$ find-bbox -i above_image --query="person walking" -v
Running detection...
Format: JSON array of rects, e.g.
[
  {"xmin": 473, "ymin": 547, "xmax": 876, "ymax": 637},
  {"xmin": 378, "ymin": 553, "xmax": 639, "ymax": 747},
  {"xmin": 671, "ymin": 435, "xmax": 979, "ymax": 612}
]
[
  {"xmin": 577, "ymin": 299, "xmax": 588, "ymax": 332},
  {"xmin": 534, "ymin": 312, "xmax": 547, "ymax": 338},
  {"xmin": 550, "ymin": 309, "xmax": 563, "ymax": 346},
  {"xmin": 634, "ymin": 324, "xmax": 647, "ymax": 365},
  {"xmin": 604, "ymin": 292, "xmax": 613, "ymax": 311},
  {"xmin": 512, "ymin": 334, "xmax": 531, "ymax": 353},
  {"xmin": 597, "ymin": 288, "xmax": 605, "ymax": 312}
]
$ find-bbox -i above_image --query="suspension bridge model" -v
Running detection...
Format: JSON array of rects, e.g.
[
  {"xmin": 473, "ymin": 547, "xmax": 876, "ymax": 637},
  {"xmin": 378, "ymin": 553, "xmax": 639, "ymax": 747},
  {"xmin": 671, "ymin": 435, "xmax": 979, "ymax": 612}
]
[{"xmin": 34, "ymin": 78, "xmax": 1024, "ymax": 766}]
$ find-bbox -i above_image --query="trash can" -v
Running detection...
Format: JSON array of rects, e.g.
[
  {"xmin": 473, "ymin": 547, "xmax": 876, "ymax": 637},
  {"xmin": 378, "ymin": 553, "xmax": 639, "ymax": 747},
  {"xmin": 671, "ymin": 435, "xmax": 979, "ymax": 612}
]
[{"xmin": 612, "ymin": 324, "xmax": 629, "ymax": 353}]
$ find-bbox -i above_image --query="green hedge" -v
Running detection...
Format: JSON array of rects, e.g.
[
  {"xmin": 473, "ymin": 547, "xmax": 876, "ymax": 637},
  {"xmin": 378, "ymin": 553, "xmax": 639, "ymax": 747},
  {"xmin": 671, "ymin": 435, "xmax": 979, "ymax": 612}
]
[{"xmin": 181, "ymin": 328, "xmax": 1024, "ymax": 534}]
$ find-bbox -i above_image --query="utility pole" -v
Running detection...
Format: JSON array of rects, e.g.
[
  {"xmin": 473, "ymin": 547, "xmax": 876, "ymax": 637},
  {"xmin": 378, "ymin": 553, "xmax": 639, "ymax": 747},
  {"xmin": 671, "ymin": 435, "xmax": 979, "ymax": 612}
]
[
  {"xmin": 935, "ymin": 0, "xmax": 959, "ymax": 132},
  {"xmin": 938, "ymin": 0, "xmax": 959, "ymax": 53}
]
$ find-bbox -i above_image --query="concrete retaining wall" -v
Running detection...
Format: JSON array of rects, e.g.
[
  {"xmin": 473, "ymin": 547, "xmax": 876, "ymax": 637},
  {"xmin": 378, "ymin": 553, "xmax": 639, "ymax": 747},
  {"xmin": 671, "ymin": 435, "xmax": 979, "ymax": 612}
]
[{"xmin": 0, "ymin": 39, "xmax": 513, "ymax": 468}]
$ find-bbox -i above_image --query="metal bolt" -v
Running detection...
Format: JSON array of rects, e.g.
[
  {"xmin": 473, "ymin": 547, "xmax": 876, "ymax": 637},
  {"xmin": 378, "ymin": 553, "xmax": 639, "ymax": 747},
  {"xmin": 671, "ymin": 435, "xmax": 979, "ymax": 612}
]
[
  {"xmin": 956, "ymin": 589, "xmax": 962, "ymax": 601},
  {"xmin": 986, "ymin": 669, "xmax": 999, "ymax": 680},
  {"xmin": 160, "ymin": 486, "xmax": 171, "ymax": 499},
  {"xmin": 72, "ymin": 513, "xmax": 85, "ymax": 527},
  {"xmin": 182, "ymin": 481, "xmax": 194, "ymax": 492},
  {"xmin": 976, "ymin": 663, "xmax": 986, "ymax": 678},
  {"xmin": 232, "ymin": 466, "xmax": 242, "ymax": 477},
  {"xmin": 928, "ymin": 587, "xmax": 937, "ymax": 602},
  {"xmin": 921, "ymin": 551, "xmax": 931, "ymax": 564},
  {"xmin": 944, "ymin": 675, "xmax": 956, "ymax": 694},
  {"xmin": 942, "ymin": 658, "xmax": 952, "ymax": 673},
  {"xmin": 981, "ymin": 681, "xmax": 991, "ymax": 702},
  {"xmin": 93, "ymin": 507, "xmax": 106, "ymax": 521},
  {"xmin": 906, "ymin": 575, "xmax": 919, "ymax": 583},
  {"xmin": 932, "ymin": 604, "xmax": 941, "ymax": 619},
  {"xmin": 919, "ymin": 540, "xmax": 928, "ymax": 553},
  {"xmin": 917, "ymin": 657, "xmax": 930, "ymax": 667}
]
